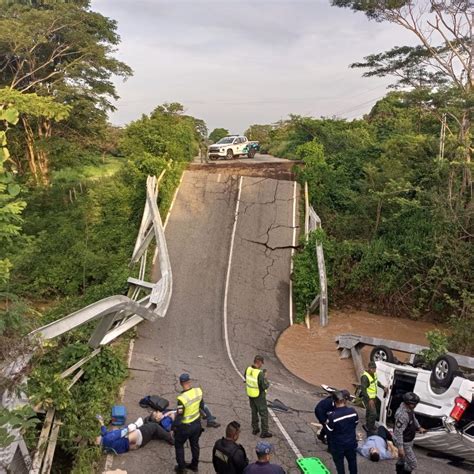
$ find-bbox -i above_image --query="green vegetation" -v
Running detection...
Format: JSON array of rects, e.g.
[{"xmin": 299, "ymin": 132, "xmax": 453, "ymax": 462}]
[
  {"xmin": 273, "ymin": 0, "xmax": 473, "ymax": 355},
  {"xmin": 0, "ymin": 2, "xmax": 205, "ymax": 471},
  {"xmin": 209, "ymin": 127, "xmax": 229, "ymax": 143}
]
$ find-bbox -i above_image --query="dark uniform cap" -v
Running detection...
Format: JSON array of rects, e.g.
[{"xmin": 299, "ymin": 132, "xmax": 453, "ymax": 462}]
[
  {"xmin": 332, "ymin": 390, "xmax": 347, "ymax": 402},
  {"xmin": 403, "ymin": 392, "xmax": 420, "ymax": 405},
  {"xmin": 341, "ymin": 389, "xmax": 351, "ymax": 400},
  {"xmin": 179, "ymin": 373, "xmax": 191, "ymax": 383},
  {"xmin": 254, "ymin": 355, "xmax": 264, "ymax": 363},
  {"xmin": 368, "ymin": 361, "xmax": 377, "ymax": 369}
]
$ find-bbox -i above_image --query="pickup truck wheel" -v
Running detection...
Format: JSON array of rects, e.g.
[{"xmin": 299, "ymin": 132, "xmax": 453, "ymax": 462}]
[
  {"xmin": 248, "ymin": 149, "xmax": 256, "ymax": 159},
  {"xmin": 430, "ymin": 355, "xmax": 459, "ymax": 388},
  {"xmin": 226, "ymin": 149, "xmax": 233, "ymax": 160},
  {"xmin": 370, "ymin": 345, "xmax": 395, "ymax": 363}
]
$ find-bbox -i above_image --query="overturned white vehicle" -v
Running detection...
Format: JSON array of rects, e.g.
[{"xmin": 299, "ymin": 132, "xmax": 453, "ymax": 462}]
[{"xmin": 375, "ymin": 356, "xmax": 474, "ymax": 462}]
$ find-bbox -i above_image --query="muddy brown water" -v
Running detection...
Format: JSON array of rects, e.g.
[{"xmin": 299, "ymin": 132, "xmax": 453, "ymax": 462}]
[{"xmin": 276, "ymin": 309, "xmax": 443, "ymax": 390}]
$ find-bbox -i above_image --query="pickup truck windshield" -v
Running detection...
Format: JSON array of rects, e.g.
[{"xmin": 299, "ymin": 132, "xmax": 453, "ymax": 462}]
[{"xmin": 216, "ymin": 137, "xmax": 235, "ymax": 144}]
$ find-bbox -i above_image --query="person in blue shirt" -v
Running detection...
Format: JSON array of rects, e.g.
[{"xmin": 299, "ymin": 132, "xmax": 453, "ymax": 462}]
[
  {"xmin": 96, "ymin": 412, "xmax": 174, "ymax": 454},
  {"xmin": 326, "ymin": 391, "xmax": 359, "ymax": 474},
  {"xmin": 357, "ymin": 426, "xmax": 396, "ymax": 462},
  {"xmin": 314, "ymin": 390, "xmax": 351, "ymax": 444}
]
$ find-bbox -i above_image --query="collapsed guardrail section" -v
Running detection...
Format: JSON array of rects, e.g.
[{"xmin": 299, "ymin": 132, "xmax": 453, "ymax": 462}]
[{"xmin": 1, "ymin": 174, "xmax": 173, "ymax": 474}]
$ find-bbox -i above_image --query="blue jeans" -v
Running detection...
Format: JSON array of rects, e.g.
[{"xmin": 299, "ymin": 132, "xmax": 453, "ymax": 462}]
[{"xmin": 203, "ymin": 404, "xmax": 216, "ymax": 423}]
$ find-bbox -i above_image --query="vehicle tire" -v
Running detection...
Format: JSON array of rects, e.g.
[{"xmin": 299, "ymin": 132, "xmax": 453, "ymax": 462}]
[
  {"xmin": 226, "ymin": 149, "xmax": 233, "ymax": 160},
  {"xmin": 430, "ymin": 355, "xmax": 459, "ymax": 388},
  {"xmin": 370, "ymin": 345, "xmax": 395, "ymax": 363},
  {"xmin": 248, "ymin": 149, "xmax": 256, "ymax": 159},
  {"xmin": 209, "ymin": 155, "xmax": 216, "ymax": 161}
]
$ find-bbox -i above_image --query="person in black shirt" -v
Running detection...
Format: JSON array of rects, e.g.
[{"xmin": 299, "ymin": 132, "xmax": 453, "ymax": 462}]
[{"xmin": 212, "ymin": 421, "xmax": 249, "ymax": 474}]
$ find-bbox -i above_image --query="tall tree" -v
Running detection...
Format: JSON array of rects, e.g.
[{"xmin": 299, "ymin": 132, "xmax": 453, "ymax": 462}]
[
  {"xmin": 332, "ymin": 0, "xmax": 472, "ymax": 200},
  {"xmin": 209, "ymin": 128, "xmax": 229, "ymax": 143},
  {"xmin": 0, "ymin": 2, "xmax": 132, "ymax": 184}
]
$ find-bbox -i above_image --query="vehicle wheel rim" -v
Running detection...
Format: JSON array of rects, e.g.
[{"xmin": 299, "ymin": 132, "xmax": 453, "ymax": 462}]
[
  {"xmin": 435, "ymin": 360, "xmax": 449, "ymax": 379},
  {"xmin": 373, "ymin": 350, "xmax": 387, "ymax": 361}
]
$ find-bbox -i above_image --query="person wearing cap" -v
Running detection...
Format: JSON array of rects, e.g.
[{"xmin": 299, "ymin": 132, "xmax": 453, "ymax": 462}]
[
  {"xmin": 325, "ymin": 391, "xmax": 359, "ymax": 474},
  {"xmin": 314, "ymin": 389, "xmax": 351, "ymax": 444},
  {"xmin": 212, "ymin": 420, "xmax": 249, "ymax": 474},
  {"xmin": 245, "ymin": 355, "xmax": 272, "ymax": 438},
  {"xmin": 243, "ymin": 441, "xmax": 285, "ymax": 474},
  {"xmin": 394, "ymin": 392, "xmax": 426, "ymax": 474},
  {"xmin": 360, "ymin": 361, "xmax": 388, "ymax": 435},
  {"xmin": 173, "ymin": 373, "xmax": 206, "ymax": 473}
]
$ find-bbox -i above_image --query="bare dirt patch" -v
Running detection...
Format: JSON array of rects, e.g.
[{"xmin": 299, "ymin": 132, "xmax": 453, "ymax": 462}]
[{"xmin": 276, "ymin": 309, "xmax": 443, "ymax": 390}]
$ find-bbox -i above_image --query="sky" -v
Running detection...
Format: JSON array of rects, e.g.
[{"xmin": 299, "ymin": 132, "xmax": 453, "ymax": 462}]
[{"xmin": 91, "ymin": 0, "xmax": 415, "ymax": 134}]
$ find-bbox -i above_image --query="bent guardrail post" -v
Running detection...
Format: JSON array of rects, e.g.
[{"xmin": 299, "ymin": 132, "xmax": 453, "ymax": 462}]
[{"xmin": 304, "ymin": 181, "xmax": 328, "ymax": 327}]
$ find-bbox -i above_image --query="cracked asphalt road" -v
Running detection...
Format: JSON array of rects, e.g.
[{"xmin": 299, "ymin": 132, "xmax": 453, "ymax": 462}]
[{"xmin": 110, "ymin": 170, "xmax": 470, "ymax": 474}]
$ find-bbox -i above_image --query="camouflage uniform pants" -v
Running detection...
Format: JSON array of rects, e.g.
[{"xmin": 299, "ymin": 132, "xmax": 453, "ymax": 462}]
[{"xmin": 397, "ymin": 441, "xmax": 417, "ymax": 472}]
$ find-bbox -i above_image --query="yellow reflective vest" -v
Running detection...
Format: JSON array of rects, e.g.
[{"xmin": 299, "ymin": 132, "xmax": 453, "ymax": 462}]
[
  {"xmin": 246, "ymin": 366, "xmax": 261, "ymax": 398},
  {"xmin": 177, "ymin": 387, "xmax": 203, "ymax": 424},
  {"xmin": 362, "ymin": 371, "xmax": 378, "ymax": 399}
]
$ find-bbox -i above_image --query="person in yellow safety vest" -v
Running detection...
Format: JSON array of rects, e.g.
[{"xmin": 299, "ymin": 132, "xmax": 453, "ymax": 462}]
[
  {"xmin": 174, "ymin": 373, "xmax": 206, "ymax": 473},
  {"xmin": 246, "ymin": 355, "xmax": 272, "ymax": 438},
  {"xmin": 360, "ymin": 361, "xmax": 388, "ymax": 436}
]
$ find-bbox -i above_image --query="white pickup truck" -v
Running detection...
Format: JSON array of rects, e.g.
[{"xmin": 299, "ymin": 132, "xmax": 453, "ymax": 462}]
[{"xmin": 208, "ymin": 135, "xmax": 259, "ymax": 160}]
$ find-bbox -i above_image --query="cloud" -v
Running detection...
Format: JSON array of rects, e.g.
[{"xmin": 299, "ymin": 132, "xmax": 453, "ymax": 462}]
[{"xmin": 92, "ymin": 0, "xmax": 415, "ymax": 132}]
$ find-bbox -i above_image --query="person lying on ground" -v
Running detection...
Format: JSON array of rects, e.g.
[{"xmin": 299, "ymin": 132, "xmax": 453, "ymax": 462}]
[
  {"xmin": 357, "ymin": 426, "xmax": 397, "ymax": 462},
  {"xmin": 212, "ymin": 420, "xmax": 249, "ymax": 474},
  {"xmin": 145, "ymin": 409, "xmax": 176, "ymax": 433},
  {"xmin": 96, "ymin": 413, "xmax": 173, "ymax": 454},
  {"xmin": 243, "ymin": 441, "xmax": 285, "ymax": 474}
]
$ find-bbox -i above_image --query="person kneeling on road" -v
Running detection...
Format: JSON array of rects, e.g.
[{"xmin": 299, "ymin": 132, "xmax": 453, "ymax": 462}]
[
  {"xmin": 326, "ymin": 391, "xmax": 359, "ymax": 474},
  {"xmin": 212, "ymin": 420, "xmax": 249, "ymax": 474},
  {"xmin": 96, "ymin": 414, "xmax": 173, "ymax": 454},
  {"xmin": 357, "ymin": 425, "xmax": 397, "ymax": 462},
  {"xmin": 315, "ymin": 389, "xmax": 351, "ymax": 444},
  {"xmin": 243, "ymin": 441, "xmax": 285, "ymax": 474}
]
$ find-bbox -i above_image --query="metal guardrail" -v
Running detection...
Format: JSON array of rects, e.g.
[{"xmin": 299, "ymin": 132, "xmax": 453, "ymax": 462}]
[
  {"xmin": 303, "ymin": 182, "xmax": 328, "ymax": 327},
  {"xmin": 0, "ymin": 174, "xmax": 173, "ymax": 474}
]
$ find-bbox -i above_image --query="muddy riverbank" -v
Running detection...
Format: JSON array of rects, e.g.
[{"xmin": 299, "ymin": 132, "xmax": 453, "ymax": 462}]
[{"xmin": 276, "ymin": 309, "xmax": 443, "ymax": 389}]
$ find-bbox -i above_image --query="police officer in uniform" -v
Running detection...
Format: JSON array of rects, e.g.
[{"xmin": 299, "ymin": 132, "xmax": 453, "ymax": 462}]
[
  {"xmin": 360, "ymin": 361, "xmax": 388, "ymax": 435},
  {"xmin": 315, "ymin": 389, "xmax": 351, "ymax": 444},
  {"xmin": 245, "ymin": 355, "xmax": 272, "ymax": 438},
  {"xmin": 325, "ymin": 391, "xmax": 359, "ymax": 474},
  {"xmin": 394, "ymin": 392, "xmax": 426, "ymax": 473},
  {"xmin": 174, "ymin": 373, "xmax": 205, "ymax": 473},
  {"xmin": 212, "ymin": 420, "xmax": 249, "ymax": 474}
]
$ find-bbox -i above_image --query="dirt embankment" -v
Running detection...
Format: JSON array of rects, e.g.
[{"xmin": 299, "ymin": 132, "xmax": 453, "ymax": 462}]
[{"xmin": 276, "ymin": 309, "xmax": 442, "ymax": 390}]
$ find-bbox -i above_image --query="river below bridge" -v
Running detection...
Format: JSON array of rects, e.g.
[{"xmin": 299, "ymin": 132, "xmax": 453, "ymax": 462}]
[{"xmin": 276, "ymin": 309, "xmax": 443, "ymax": 389}]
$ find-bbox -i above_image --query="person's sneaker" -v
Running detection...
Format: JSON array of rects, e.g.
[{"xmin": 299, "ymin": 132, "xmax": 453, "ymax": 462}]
[
  {"xmin": 260, "ymin": 432, "xmax": 273, "ymax": 438},
  {"xmin": 185, "ymin": 463, "xmax": 199, "ymax": 472},
  {"xmin": 174, "ymin": 466, "xmax": 186, "ymax": 473},
  {"xmin": 252, "ymin": 428, "xmax": 260, "ymax": 435},
  {"xmin": 207, "ymin": 420, "xmax": 221, "ymax": 428}
]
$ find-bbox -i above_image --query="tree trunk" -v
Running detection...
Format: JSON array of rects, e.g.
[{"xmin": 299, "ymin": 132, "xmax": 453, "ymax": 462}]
[{"xmin": 21, "ymin": 115, "xmax": 40, "ymax": 185}]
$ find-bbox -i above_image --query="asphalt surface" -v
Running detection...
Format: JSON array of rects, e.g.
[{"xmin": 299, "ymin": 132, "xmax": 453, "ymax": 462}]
[{"xmin": 109, "ymin": 167, "xmax": 471, "ymax": 474}]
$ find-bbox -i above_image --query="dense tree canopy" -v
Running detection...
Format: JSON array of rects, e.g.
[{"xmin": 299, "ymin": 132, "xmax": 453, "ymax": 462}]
[
  {"xmin": 0, "ymin": 1, "xmax": 132, "ymax": 184},
  {"xmin": 209, "ymin": 127, "xmax": 229, "ymax": 143}
]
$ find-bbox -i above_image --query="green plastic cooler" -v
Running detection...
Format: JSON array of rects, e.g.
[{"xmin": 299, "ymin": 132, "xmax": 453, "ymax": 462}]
[{"xmin": 296, "ymin": 457, "xmax": 331, "ymax": 474}]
